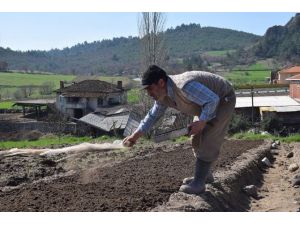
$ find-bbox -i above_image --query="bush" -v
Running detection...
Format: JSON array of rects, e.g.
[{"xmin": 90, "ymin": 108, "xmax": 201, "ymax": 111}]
[
  {"xmin": 260, "ymin": 113, "xmax": 284, "ymax": 135},
  {"xmin": 228, "ymin": 113, "xmax": 251, "ymax": 134},
  {"xmin": 39, "ymin": 81, "xmax": 55, "ymax": 95},
  {"xmin": 23, "ymin": 130, "xmax": 43, "ymax": 141}
]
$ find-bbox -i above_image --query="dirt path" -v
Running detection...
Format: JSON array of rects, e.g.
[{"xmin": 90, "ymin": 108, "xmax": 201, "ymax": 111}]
[{"xmin": 249, "ymin": 143, "xmax": 300, "ymax": 212}]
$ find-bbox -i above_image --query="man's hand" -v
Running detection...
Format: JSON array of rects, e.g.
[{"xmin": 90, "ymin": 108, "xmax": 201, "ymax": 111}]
[
  {"xmin": 188, "ymin": 120, "xmax": 207, "ymax": 136},
  {"xmin": 122, "ymin": 131, "xmax": 143, "ymax": 147}
]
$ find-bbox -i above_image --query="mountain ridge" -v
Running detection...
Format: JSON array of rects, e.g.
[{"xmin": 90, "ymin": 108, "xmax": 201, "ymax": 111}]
[{"xmin": 0, "ymin": 23, "xmax": 260, "ymax": 75}]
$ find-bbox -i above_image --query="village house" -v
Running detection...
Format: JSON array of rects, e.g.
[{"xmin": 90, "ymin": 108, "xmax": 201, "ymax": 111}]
[
  {"xmin": 55, "ymin": 80, "xmax": 127, "ymax": 118},
  {"xmin": 276, "ymin": 66, "xmax": 300, "ymax": 84},
  {"xmin": 286, "ymin": 74, "xmax": 300, "ymax": 100},
  {"xmin": 236, "ymin": 70, "xmax": 300, "ymax": 127}
]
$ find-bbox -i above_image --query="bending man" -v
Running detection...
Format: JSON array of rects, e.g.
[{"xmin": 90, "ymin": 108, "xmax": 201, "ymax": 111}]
[{"xmin": 123, "ymin": 65, "xmax": 236, "ymax": 195}]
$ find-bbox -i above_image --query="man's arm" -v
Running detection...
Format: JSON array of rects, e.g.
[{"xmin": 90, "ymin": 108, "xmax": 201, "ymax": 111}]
[
  {"xmin": 123, "ymin": 101, "xmax": 167, "ymax": 146},
  {"xmin": 183, "ymin": 81, "xmax": 220, "ymax": 135}
]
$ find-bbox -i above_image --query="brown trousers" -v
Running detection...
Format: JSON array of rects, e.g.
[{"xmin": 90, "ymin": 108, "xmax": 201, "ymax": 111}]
[{"xmin": 191, "ymin": 93, "xmax": 236, "ymax": 162}]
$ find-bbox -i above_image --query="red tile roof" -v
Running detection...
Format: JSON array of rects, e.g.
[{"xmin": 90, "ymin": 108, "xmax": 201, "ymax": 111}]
[
  {"xmin": 279, "ymin": 66, "xmax": 300, "ymax": 74},
  {"xmin": 286, "ymin": 74, "xmax": 300, "ymax": 80}
]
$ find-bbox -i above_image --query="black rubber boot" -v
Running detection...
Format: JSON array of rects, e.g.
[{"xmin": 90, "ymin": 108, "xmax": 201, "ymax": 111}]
[{"xmin": 179, "ymin": 158, "xmax": 212, "ymax": 195}]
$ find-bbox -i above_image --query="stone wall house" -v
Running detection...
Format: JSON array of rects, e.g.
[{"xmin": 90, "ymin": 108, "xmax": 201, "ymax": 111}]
[{"xmin": 55, "ymin": 80, "xmax": 127, "ymax": 118}]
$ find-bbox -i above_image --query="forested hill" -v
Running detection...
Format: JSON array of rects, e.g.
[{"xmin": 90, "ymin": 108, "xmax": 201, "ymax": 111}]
[
  {"xmin": 0, "ymin": 23, "xmax": 260, "ymax": 75},
  {"xmin": 164, "ymin": 24, "xmax": 260, "ymax": 57},
  {"xmin": 253, "ymin": 13, "xmax": 300, "ymax": 62}
]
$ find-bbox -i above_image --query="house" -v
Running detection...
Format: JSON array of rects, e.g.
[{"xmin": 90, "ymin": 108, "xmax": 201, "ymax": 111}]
[
  {"xmin": 286, "ymin": 74, "xmax": 300, "ymax": 100},
  {"xmin": 232, "ymin": 69, "xmax": 300, "ymax": 126},
  {"xmin": 235, "ymin": 95, "xmax": 300, "ymax": 124},
  {"xmin": 235, "ymin": 71, "xmax": 300, "ymax": 126},
  {"xmin": 277, "ymin": 66, "xmax": 300, "ymax": 84},
  {"xmin": 55, "ymin": 80, "xmax": 127, "ymax": 118}
]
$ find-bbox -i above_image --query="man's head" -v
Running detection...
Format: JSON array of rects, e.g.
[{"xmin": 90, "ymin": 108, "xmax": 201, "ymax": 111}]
[{"xmin": 141, "ymin": 65, "xmax": 168, "ymax": 101}]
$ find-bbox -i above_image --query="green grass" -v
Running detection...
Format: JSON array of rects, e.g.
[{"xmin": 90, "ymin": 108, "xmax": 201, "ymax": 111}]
[
  {"xmin": 127, "ymin": 88, "xmax": 140, "ymax": 103},
  {"xmin": 232, "ymin": 132, "xmax": 273, "ymax": 141},
  {"xmin": 247, "ymin": 63, "xmax": 269, "ymax": 70},
  {"xmin": 279, "ymin": 134, "xmax": 300, "ymax": 143},
  {"xmin": 0, "ymin": 134, "xmax": 120, "ymax": 150},
  {"xmin": 232, "ymin": 132, "xmax": 300, "ymax": 143},
  {"xmin": 225, "ymin": 62, "xmax": 271, "ymax": 85},
  {"xmin": 93, "ymin": 135, "xmax": 119, "ymax": 142},
  {"xmin": 0, "ymin": 72, "xmax": 75, "ymax": 87},
  {"xmin": 226, "ymin": 70, "xmax": 270, "ymax": 85},
  {"xmin": 0, "ymin": 72, "xmax": 140, "ymax": 100},
  {"xmin": 172, "ymin": 135, "xmax": 190, "ymax": 143},
  {"xmin": 0, "ymin": 101, "xmax": 15, "ymax": 109},
  {"xmin": 0, "ymin": 135, "xmax": 91, "ymax": 150},
  {"xmin": 0, "ymin": 72, "xmax": 75, "ymax": 99},
  {"xmin": 0, "ymin": 72, "xmax": 137, "ymax": 89},
  {"xmin": 205, "ymin": 50, "xmax": 236, "ymax": 57}
]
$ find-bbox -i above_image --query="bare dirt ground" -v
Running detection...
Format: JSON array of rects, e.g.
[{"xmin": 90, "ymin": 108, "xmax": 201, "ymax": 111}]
[
  {"xmin": 0, "ymin": 139, "xmax": 263, "ymax": 212},
  {"xmin": 0, "ymin": 113, "xmax": 34, "ymax": 122},
  {"xmin": 249, "ymin": 142, "xmax": 300, "ymax": 212}
]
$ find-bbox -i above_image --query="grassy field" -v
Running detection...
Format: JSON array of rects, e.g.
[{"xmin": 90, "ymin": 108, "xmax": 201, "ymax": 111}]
[
  {"xmin": 127, "ymin": 88, "xmax": 140, "ymax": 103},
  {"xmin": 204, "ymin": 50, "xmax": 236, "ymax": 57},
  {"xmin": 0, "ymin": 72, "xmax": 75, "ymax": 87},
  {"xmin": 0, "ymin": 72, "xmax": 136, "ymax": 88},
  {"xmin": 0, "ymin": 101, "xmax": 15, "ymax": 109},
  {"xmin": 232, "ymin": 132, "xmax": 300, "ymax": 143},
  {"xmin": 0, "ymin": 72, "xmax": 139, "ymax": 101},
  {"xmin": 0, "ymin": 72, "xmax": 76, "ymax": 100},
  {"xmin": 224, "ymin": 62, "xmax": 271, "ymax": 85}
]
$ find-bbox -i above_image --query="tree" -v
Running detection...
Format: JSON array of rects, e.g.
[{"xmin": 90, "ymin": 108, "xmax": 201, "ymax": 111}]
[
  {"xmin": 0, "ymin": 61, "xmax": 8, "ymax": 71},
  {"xmin": 137, "ymin": 12, "xmax": 167, "ymax": 138},
  {"xmin": 138, "ymin": 12, "xmax": 167, "ymax": 71},
  {"xmin": 39, "ymin": 81, "xmax": 55, "ymax": 95},
  {"xmin": 183, "ymin": 54, "xmax": 205, "ymax": 71}
]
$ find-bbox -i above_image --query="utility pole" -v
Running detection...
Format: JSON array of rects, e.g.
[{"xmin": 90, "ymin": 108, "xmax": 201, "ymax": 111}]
[{"xmin": 251, "ymin": 86, "xmax": 254, "ymax": 126}]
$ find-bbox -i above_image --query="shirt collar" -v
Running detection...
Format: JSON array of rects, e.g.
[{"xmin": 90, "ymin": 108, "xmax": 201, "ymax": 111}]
[{"xmin": 167, "ymin": 77, "xmax": 175, "ymax": 98}]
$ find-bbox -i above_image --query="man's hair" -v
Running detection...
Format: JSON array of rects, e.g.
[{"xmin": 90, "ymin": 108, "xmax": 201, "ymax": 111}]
[{"xmin": 142, "ymin": 65, "xmax": 168, "ymax": 86}]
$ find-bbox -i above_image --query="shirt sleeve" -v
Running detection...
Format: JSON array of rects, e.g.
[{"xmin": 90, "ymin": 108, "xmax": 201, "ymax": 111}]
[
  {"xmin": 136, "ymin": 101, "xmax": 167, "ymax": 134},
  {"xmin": 182, "ymin": 81, "xmax": 220, "ymax": 121}
]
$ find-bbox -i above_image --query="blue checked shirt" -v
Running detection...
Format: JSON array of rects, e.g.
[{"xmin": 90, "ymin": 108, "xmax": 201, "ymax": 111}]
[{"xmin": 137, "ymin": 78, "xmax": 220, "ymax": 134}]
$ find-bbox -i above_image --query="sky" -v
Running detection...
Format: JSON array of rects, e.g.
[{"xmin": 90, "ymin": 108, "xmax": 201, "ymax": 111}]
[
  {"xmin": 0, "ymin": 12, "xmax": 296, "ymax": 51},
  {"xmin": 0, "ymin": 0, "xmax": 299, "ymax": 51}
]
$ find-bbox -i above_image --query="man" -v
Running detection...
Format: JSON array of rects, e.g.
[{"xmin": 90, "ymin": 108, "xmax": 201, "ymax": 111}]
[{"xmin": 123, "ymin": 65, "xmax": 236, "ymax": 195}]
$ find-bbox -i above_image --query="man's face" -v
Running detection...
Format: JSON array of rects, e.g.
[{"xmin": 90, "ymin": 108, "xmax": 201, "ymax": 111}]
[{"xmin": 145, "ymin": 79, "xmax": 167, "ymax": 101}]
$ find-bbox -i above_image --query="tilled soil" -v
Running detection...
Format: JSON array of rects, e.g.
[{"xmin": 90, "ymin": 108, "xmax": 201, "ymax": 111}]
[{"xmin": 0, "ymin": 139, "xmax": 263, "ymax": 211}]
